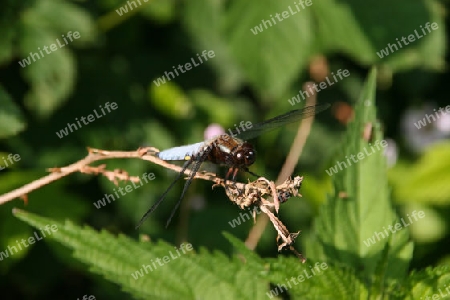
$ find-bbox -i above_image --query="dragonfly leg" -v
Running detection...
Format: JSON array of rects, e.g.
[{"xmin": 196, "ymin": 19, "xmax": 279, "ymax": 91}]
[
  {"xmin": 224, "ymin": 167, "xmax": 234, "ymax": 183},
  {"xmin": 223, "ymin": 167, "xmax": 243, "ymax": 197},
  {"xmin": 231, "ymin": 168, "xmax": 239, "ymax": 181},
  {"xmin": 243, "ymin": 167, "xmax": 261, "ymax": 178},
  {"xmin": 135, "ymin": 158, "xmax": 194, "ymax": 229},
  {"xmin": 164, "ymin": 146, "xmax": 212, "ymax": 228}
]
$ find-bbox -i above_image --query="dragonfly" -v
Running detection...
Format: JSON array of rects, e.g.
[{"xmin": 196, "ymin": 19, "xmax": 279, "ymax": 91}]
[{"xmin": 136, "ymin": 103, "xmax": 330, "ymax": 229}]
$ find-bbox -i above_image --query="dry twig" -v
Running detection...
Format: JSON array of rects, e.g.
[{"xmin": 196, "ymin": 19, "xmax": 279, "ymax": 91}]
[
  {"xmin": 0, "ymin": 147, "xmax": 217, "ymax": 205},
  {"xmin": 0, "ymin": 146, "xmax": 307, "ymax": 261},
  {"xmin": 245, "ymin": 82, "xmax": 320, "ymax": 257},
  {"xmin": 218, "ymin": 176, "xmax": 306, "ymax": 262}
]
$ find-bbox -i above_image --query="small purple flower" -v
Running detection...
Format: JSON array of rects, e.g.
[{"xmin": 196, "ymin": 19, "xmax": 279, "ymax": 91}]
[{"xmin": 204, "ymin": 123, "xmax": 225, "ymax": 140}]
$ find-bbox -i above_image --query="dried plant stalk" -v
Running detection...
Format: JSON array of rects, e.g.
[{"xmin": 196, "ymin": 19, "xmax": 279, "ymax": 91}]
[{"xmin": 0, "ymin": 147, "xmax": 306, "ymax": 261}]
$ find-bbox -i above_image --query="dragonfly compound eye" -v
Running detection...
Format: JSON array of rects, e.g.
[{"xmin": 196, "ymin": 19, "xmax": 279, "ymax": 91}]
[
  {"xmin": 235, "ymin": 142, "xmax": 256, "ymax": 167},
  {"xmin": 245, "ymin": 150, "xmax": 255, "ymax": 165}
]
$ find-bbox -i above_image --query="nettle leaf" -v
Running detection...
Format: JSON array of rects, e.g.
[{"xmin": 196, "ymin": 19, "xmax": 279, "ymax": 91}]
[
  {"xmin": 0, "ymin": 85, "xmax": 26, "ymax": 138},
  {"xmin": 264, "ymin": 256, "xmax": 365, "ymax": 300},
  {"xmin": 14, "ymin": 209, "xmax": 269, "ymax": 300},
  {"xmin": 403, "ymin": 266, "xmax": 450, "ymax": 300},
  {"xmin": 306, "ymin": 68, "xmax": 413, "ymax": 297}
]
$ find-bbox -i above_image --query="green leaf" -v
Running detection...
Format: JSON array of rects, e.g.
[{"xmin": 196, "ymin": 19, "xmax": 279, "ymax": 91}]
[
  {"xmin": 265, "ymin": 257, "xmax": 366, "ymax": 300},
  {"xmin": 183, "ymin": 0, "xmax": 316, "ymax": 96},
  {"xmin": 16, "ymin": 0, "xmax": 97, "ymax": 118},
  {"xmin": 13, "ymin": 209, "xmax": 270, "ymax": 300},
  {"xmin": 401, "ymin": 203, "xmax": 446, "ymax": 244},
  {"xmin": 18, "ymin": 25, "xmax": 75, "ymax": 119},
  {"xmin": 224, "ymin": 0, "xmax": 314, "ymax": 97},
  {"xmin": 14, "ymin": 210, "xmax": 380, "ymax": 299},
  {"xmin": 313, "ymin": 0, "xmax": 445, "ymax": 71},
  {"xmin": 226, "ymin": 233, "xmax": 367, "ymax": 300},
  {"xmin": 188, "ymin": 89, "xmax": 247, "ymax": 126},
  {"xmin": 30, "ymin": 0, "xmax": 97, "ymax": 44},
  {"xmin": 390, "ymin": 142, "xmax": 450, "ymax": 205},
  {"xmin": 149, "ymin": 81, "xmax": 193, "ymax": 119},
  {"xmin": 0, "ymin": 85, "xmax": 26, "ymax": 139},
  {"xmin": 306, "ymin": 68, "xmax": 413, "ymax": 297},
  {"xmin": 404, "ymin": 266, "xmax": 450, "ymax": 300},
  {"xmin": 141, "ymin": 0, "xmax": 177, "ymax": 24},
  {"xmin": 183, "ymin": 0, "xmax": 446, "ymax": 98},
  {"xmin": 379, "ymin": 0, "xmax": 446, "ymax": 72},
  {"xmin": 182, "ymin": 0, "xmax": 244, "ymax": 93}
]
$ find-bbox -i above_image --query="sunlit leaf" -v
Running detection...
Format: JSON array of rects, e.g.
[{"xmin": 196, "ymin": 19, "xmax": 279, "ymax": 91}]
[{"xmin": 306, "ymin": 68, "xmax": 413, "ymax": 297}]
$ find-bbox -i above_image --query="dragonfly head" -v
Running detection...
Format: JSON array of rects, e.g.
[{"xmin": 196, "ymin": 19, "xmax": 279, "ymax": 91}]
[{"xmin": 234, "ymin": 142, "xmax": 256, "ymax": 167}]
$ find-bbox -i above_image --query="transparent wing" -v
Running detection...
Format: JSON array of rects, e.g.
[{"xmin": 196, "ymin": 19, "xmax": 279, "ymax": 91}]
[{"xmin": 234, "ymin": 103, "xmax": 330, "ymax": 140}]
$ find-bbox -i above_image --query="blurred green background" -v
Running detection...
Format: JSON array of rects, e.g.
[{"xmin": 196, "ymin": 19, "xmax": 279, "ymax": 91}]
[{"xmin": 0, "ymin": 0, "xmax": 449, "ymax": 299}]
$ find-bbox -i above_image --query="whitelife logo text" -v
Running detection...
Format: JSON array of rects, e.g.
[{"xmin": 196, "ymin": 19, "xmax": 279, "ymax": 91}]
[
  {"xmin": 376, "ymin": 22, "xmax": 439, "ymax": 59},
  {"xmin": 55, "ymin": 102, "xmax": 118, "ymax": 139},
  {"xmin": 93, "ymin": 172, "xmax": 156, "ymax": 209},
  {"xmin": 153, "ymin": 50, "xmax": 215, "ymax": 87},
  {"xmin": 0, "ymin": 224, "xmax": 58, "ymax": 261},
  {"xmin": 250, "ymin": 0, "xmax": 313, "ymax": 35},
  {"xmin": 18, "ymin": 31, "xmax": 81, "ymax": 68},
  {"xmin": 266, "ymin": 262, "xmax": 328, "ymax": 298},
  {"xmin": 326, "ymin": 140, "xmax": 388, "ymax": 176},
  {"xmin": 131, "ymin": 243, "xmax": 193, "ymax": 279},
  {"xmin": 413, "ymin": 105, "xmax": 450, "ymax": 129},
  {"xmin": 0, "ymin": 153, "xmax": 21, "ymax": 171},
  {"xmin": 288, "ymin": 69, "xmax": 350, "ymax": 106},
  {"xmin": 363, "ymin": 210, "xmax": 425, "ymax": 247}
]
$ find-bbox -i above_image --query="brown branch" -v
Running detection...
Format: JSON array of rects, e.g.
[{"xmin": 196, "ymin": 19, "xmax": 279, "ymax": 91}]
[
  {"xmin": 0, "ymin": 147, "xmax": 221, "ymax": 205},
  {"xmin": 0, "ymin": 145, "xmax": 307, "ymax": 261},
  {"xmin": 245, "ymin": 82, "xmax": 320, "ymax": 255}
]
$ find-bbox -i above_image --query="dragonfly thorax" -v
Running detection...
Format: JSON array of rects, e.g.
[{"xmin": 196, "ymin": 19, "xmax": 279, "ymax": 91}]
[{"xmin": 207, "ymin": 134, "xmax": 256, "ymax": 168}]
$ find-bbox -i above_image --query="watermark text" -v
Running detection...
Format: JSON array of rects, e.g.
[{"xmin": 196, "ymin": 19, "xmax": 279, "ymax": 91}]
[
  {"xmin": 266, "ymin": 262, "xmax": 328, "ymax": 298},
  {"xmin": 0, "ymin": 224, "xmax": 58, "ymax": 261},
  {"xmin": 413, "ymin": 105, "xmax": 450, "ymax": 129},
  {"xmin": 131, "ymin": 243, "xmax": 193, "ymax": 279},
  {"xmin": 0, "ymin": 153, "xmax": 21, "ymax": 171},
  {"xmin": 363, "ymin": 210, "xmax": 425, "ymax": 247},
  {"xmin": 93, "ymin": 172, "xmax": 156, "ymax": 209},
  {"xmin": 153, "ymin": 51, "xmax": 215, "ymax": 87},
  {"xmin": 288, "ymin": 69, "xmax": 350, "ymax": 106},
  {"xmin": 55, "ymin": 102, "xmax": 118, "ymax": 139},
  {"xmin": 326, "ymin": 140, "xmax": 388, "ymax": 176},
  {"xmin": 18, "ymin": 31, "xmax": 80, "ymax": 68},
  {"xmin": 376, "ymin": 22, "xmax": 439, "ymax": 58},
  {"xmin": 250, "ymin": 0, "xmax": 313, "ymax": 35}
]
